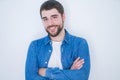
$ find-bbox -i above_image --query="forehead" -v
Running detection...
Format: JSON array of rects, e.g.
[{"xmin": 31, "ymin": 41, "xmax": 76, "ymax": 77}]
[{"xmin": 41, "ymin": 8, "xmax": 61, "ymax": 18}]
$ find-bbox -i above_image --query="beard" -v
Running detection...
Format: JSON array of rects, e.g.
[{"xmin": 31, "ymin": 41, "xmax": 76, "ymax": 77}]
[{"xmin": 46, "ymin": 24, "xmax": 63, "ymax": 37}]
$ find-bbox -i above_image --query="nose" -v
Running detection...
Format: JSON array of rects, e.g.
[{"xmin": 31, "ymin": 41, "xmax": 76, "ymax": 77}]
[{"xmin": 47, "ymin": 18, "xmax": 54, "ymax": 26}]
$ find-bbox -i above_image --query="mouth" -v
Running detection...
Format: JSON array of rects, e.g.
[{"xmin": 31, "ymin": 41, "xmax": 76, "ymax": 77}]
[{"xmin": 48, "ymin": 26, "xmax": 57, "ymax": 32}]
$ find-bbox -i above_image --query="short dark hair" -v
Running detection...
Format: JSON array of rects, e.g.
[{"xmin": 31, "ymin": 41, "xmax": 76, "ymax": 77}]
[{"xmin": 40, "ymin": 0, "xmax": 64, "ymax": 17}]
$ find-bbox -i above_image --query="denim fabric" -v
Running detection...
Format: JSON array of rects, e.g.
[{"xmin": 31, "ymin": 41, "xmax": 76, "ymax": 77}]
[{"xmin": 25, "ymin": 30, "xmax": 90, "ymax": 80}]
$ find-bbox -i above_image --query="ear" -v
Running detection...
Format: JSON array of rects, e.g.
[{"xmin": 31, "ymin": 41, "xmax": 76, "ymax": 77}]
[{"xmin": 62, "ymin": 13, "xmax": 65, "ymax": 21}]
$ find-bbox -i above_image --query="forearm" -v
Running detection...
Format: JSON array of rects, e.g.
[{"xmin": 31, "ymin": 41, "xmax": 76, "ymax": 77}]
[
  {"xmin": 39, "ymin": 65, "xmax": 90, "ymax": 80},
  {"xmin": 25, "ymin": 64, "xmax": 48, "ymax": 80},
  {"xmin": 39, "ymin": 68, "xmax": 70, "ymax": 80},
  {"xmin": 39, "ymin": 58, "xmax": 90, "ymax": 80},
  {"xmin": 45, "ymin": 67, "xmax": 90, "ymax": 80},
  {"xmin": 25, "ymin": 73, "xmax": 48, "ymax": 80},
  {"xmin": 25, "ymin": 60, "xmax": 49, "ymax": 80}
]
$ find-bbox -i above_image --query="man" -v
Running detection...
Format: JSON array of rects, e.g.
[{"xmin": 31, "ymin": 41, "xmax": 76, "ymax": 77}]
[{"xmin": 25, "ymin": 0, "xmax": 90, "ymax": 80}]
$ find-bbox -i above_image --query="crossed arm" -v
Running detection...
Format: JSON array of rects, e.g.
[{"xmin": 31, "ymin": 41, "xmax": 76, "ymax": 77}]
[{"xmin": 39, "ymin": 57, "xmax": 84, "ymax": 76}]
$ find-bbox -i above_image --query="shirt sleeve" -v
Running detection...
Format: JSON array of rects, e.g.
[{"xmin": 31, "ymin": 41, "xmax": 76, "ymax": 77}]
[
  {"xmin": 45, "ymin": 39, "xmax": 90, "ymax": 80},
  {"xmin": 25, "ymin": 42, "xmax": 49, "ymax": 80}
]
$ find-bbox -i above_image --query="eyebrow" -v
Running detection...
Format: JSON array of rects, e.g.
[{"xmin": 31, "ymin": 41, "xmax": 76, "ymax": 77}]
[
  {"xmin": 51, "ymin": 14, "xmax": 58, "ymax": 17},
  {"xmin": 42, "ymin": 14, "xmax": 59, "ymax": 19},
  {"xmin": 42, "ymin": 17, "xmax": 47, "ymax": 19}
]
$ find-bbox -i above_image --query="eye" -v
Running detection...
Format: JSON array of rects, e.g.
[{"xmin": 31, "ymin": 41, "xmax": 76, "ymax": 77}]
[
  {"xmin": 53, "ymin": 16, "xmax": 57, "ymax": 19},
  {"xmin": 51, "ymin": 15, "xmax": 58, "ymax": 20},
  {"xmin": 42, "ymin": 18, "xmax": 48, "ymax": 22}
]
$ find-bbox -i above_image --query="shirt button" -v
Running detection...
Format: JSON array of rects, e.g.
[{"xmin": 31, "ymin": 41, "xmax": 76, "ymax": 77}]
[
  {"xmin": 49, "ymin": 50, "xmax": 51, "ymax": 53},
  {"xmin": 50, "ymin": 42, "xmax": 52, "ymax": 45},
  {"xmin": 45, "ymin": 61, "xmax": 47, "ymax": 64}
]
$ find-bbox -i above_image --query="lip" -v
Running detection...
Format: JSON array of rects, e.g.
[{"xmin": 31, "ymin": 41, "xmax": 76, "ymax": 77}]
[{"xmin": 48, "ymin": 26, "xmax": 57, "ymax": 32}]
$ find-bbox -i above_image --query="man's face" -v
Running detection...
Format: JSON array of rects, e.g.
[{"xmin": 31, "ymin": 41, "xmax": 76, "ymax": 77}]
[{"xmin": 41, "ymin": 8, "xmax": 65, "ymax": 37}]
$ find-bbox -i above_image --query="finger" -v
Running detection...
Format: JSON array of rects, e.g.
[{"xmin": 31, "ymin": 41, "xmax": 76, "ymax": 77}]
[
  {"xmin": 71, "ymin": 62, "xmax": 84, "ymax": 70},
  {"xmin": 76, "ymin": 59, "xmax": 84, "ymax": 65},
  {"xmin": 74, "ymin": 59, "xmax": 84, "ymax": 69},
  {"xmin": 73, "ymin": 57, "xmax": 80, "ymax": 64},
  {"xmin": 77, "ymin": 65, "xmax": 83, "ymax": 69},
  {"xmin": 77, "ymin": 60, "xmax": 84, "ymax": 66},
  {"xmin": 75, "ymin": 61, "xmax": 84, "ymax": 70}
]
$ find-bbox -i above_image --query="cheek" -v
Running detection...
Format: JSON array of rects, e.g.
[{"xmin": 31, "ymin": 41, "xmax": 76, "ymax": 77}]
[
  {"xmin": 55, "ymin": 20, "xmax": 63, "ymax": 25},
  {"xmin": 45, "ymin": 25, "xmax": 49, "ymax": 30},
  {"xmin": 43, "ymin": 24, "xmax": 47, "ymax": 29},
  {"xmin": 42, "ymin": 22, "xmax": 48, "ymax": 29}
]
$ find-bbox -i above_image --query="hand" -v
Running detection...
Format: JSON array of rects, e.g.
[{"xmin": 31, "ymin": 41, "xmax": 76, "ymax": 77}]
[
  {"xmin": 38, "ymin": 68, "xmax": 46, "ymax": 77},
  {"xmin": 70, "ymin": 57, "xmax": 84, "ymax": 70}
]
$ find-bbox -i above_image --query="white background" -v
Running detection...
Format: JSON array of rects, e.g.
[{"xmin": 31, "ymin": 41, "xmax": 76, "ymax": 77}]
[{"xmin": 0, "ymin": 0, "xmax": 120, "ymax": 80}]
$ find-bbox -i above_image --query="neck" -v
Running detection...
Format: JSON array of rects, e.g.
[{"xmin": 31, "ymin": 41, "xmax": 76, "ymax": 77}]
[{"xmin": 50, "ymin": 29, "xmax": 65, "ymax": 42}]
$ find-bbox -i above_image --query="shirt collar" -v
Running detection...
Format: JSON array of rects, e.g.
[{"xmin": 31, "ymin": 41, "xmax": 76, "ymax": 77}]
[
  {"xmin": 44, "ymin": 35, "xmax": 51, "ymax": 45},
  {"xmin": 44, "ymin": 29, "xmax": 71, "ymax": 45},
  {"xmin": 63, "ymin": 29, "xmax": 70, "ymax": 44}
]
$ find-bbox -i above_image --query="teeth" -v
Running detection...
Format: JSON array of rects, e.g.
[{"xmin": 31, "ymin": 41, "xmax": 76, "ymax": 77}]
[{"xmin": 50, "ymin": 26, "xmax": 56, "ymax": 30}]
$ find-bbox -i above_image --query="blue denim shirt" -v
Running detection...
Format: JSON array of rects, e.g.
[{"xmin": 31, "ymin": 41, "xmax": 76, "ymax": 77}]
[{"xmin": 25, "ymin": 30, "xmax": 90, "ymax": 80}]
